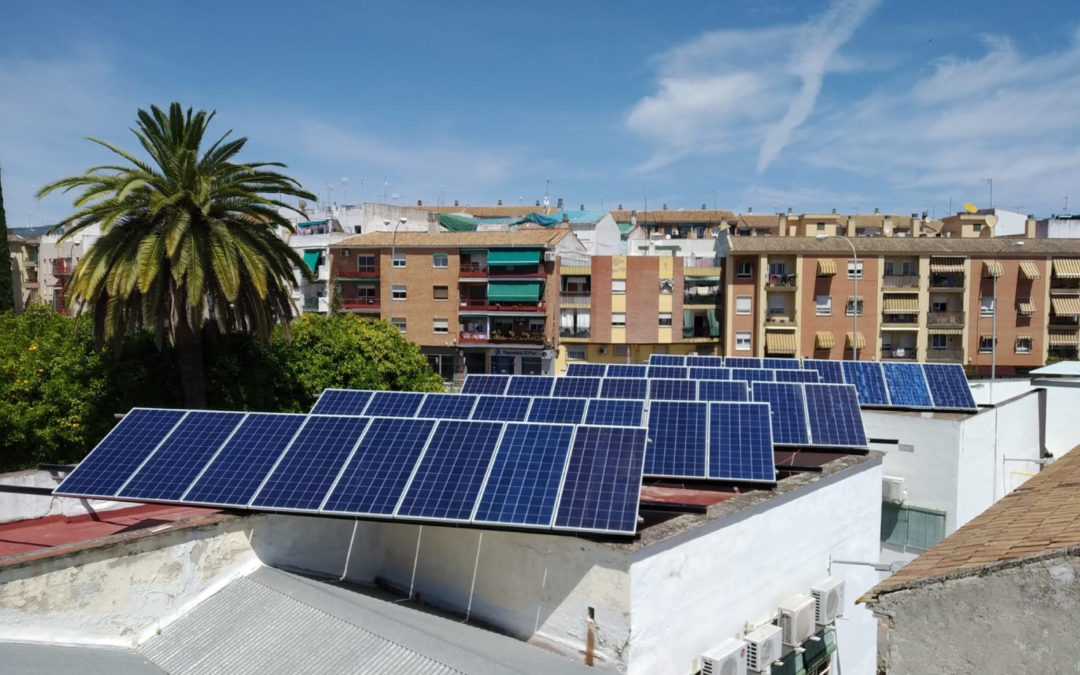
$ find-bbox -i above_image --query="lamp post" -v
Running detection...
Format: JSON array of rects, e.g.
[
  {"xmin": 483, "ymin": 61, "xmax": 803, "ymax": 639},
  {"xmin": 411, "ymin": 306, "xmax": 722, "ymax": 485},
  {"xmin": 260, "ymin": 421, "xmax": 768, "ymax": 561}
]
[
  {"xmin": 990, "ymin": 240, "xmax": 1025, "ymax": 401},
  {"xmin": 818, "ymin": 234, "xmax": 858, "ymax": 360},
  {"xmin": 387, "ymin": 216, "xmax": 408, "ymax": 325}
]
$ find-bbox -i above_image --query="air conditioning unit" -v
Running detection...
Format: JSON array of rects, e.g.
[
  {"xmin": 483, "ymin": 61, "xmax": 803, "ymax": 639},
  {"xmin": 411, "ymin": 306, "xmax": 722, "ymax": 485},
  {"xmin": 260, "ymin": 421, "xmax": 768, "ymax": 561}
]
[
  {"xmin": 701, "ymin": 638, "xmax": 747, "ymax": 675},
  {"xmin": 778, "ymin": 594, "xmax": 816, "ymax": 646},
  {"xmin": 811, "ymin": 577, "xmax": 845, "ymax": 625},
  {"xmin": 744, "ymin": 624, "xmax": 782, "ymax": 673},
  {"xmin": 882, "ymin": 475, "xmax": 907, "ymax": 503},
  {"xmin": 544, "ymin": 250, "xmax": 557, "ymax": 262}
]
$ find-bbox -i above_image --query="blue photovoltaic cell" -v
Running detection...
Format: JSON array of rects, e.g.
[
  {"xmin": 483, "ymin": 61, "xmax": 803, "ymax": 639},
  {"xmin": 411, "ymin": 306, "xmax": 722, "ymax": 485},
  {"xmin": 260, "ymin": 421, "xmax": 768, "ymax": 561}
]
[
  {"xmin": 842, "ymin": 362, "xmax": 890, "ymax": 405},
  {"xmin": 647, "ymin": 365, "xmax": 688, "ymax": 379},
  {"xmin": 882, "ymin": 363, "xmax": 933, "ymax": 407},
  {"xmin": 585, "ymin": 399, "xmax": 644, "ymax": 426},
  {"xmin": 752, "ymin": 382, "xmax": 810, "ymax": 445},
  {"xmin": 251, "ymin": 416, "xmax": 370, "ymax": 510},
  {"xmin": 55, "ymin": 409, "xmax": 186, "ymax": 497},
  {"xmin": 730, "ymin": 368, "xmax": 776, "ymax": 383},
  {"xmin": 804, "ymin": 384, "xmax": 867, "ymax": 447},
  {"xmin": 725, "ymin": 357, "xmax": 763, "ymax": 369},
  {"xmin": 709, "ymin": 402, "xmax": 775, "ymax": 481},
  {"xmin": 803, "ymin": 359, "xmax": 846, "ymax": 384},
  {"xmin": 364, "ymin": 391, "xmax": 426, "ymax": 417},
  {"xmin": 649, "ymin": 354, "xmax": 686, "ymax": 366},
  {"xmin": 762, "ymin": 358, "xmax": 802, "ymax": 370},
  {"xmin": 460, "ymin": 375, "xmax": 510, "ymax": 395},
  {"xmin": 923, "ymin": 363, "xmax": 978, "ymax": 410},
  {"xmin": 551, "ymin": 377, "xmax": 601, "ymax": 398},
  {"xmin": 600, "ymin": 377, "xmax": 649, "ymax": 400},
  {"xmin": 119, "ymin": 411, "xmax": 245, "ymax": 501},
  {"xmin": 686, "ymin": 355, "xmax": 724, "ymax": 368},
  {"xmin": 322, "ymin": 417, "xmax": 436, "ymax": 515},
  {"xmin": 774, "ymin": 369, "xmax": 821, "ymax": 383},
  {"xmin": 417, "ymin": 393, "xmax": 478, "ymax": 420},
  {"xmin": 528, "ymin": 397, "xmax": 587, "ymax": 424},
  {"xmin": 689, "ymin": 366, "xmax": 731, "ymax": 380},
  {"xmin": 649, "ymin": 379, "xmax": 698, "ymax": 401},
  {"xmin": 606, "ymin": 364, "xmax": 648, "ymax": 378},
  {"xmin": 310, "ymin": 389, "xmax": 373, "ymax": 415},
  {"xmin": 473, "ymin": 423, "xmax": 575, "ymax": 527},
  {"xmin": 698, "ymin": 380, "xmax": 749, "ymax": 402},
  {"xmin": 554, "ymin": 426, "xmax": 647, "ymax": 534},
  {"xmin": 506, "ymin": 375, "xmax": 556, "ymax": 397},
  {"xmin": 397, "ymin": 420, "xmax": 503, "ymax": 520},
  {"xmin": 646, "ymin": 401, "xmax": 707, "ymax": 477},
  {"xmin": 184, "ymin": 413, "xmax": 308, "ymax": 506},
  {"xmin": 471, "ymin": 395, "xmax": 531, "ymax": 421},
  {"xmin": 566, "ymin": 363, "xmax": 607, "ymax": 377}
]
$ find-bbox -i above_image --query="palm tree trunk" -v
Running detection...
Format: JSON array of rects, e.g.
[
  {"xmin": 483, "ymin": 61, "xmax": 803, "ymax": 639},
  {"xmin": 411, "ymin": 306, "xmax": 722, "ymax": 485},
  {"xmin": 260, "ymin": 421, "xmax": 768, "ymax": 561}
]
[{"xmin": 173, "ymin": 318, "xmax": 207, "ymax": 408}]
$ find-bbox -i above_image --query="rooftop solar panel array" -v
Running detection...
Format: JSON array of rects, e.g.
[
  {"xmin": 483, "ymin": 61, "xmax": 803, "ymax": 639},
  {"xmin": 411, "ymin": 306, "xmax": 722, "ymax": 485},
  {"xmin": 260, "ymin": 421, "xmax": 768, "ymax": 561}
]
[
  {"xmin": 752, "ymin": 383, "xmax": 810, "ymax": 446},
  {"xmin": 647, "ymin": 365, "xmax": 688, "ymax": 379},
  {"xmin": 606, "ymin": 364, "xmax": 648, "ymax": 378},
  {"xmin": 688, "ymin": 367, "xmax": 731, "ymax": 380},
  {"xmin": 698, "ymin": 380, "xmax": 750, "ymax": 402},
  {"xmin": 649, "ymin": 379, "xmax": 699, "ymax": 401},
  {"xmin": 551, "ymin": 377, "xmax": 602, "ymax": 398},
  {"xmin": 310, "ymin": 389, "xmax": 373, "ymax": 415},
  {"xmin": 565, "ymin": 363, "xmax": 607, "ymax": 377},
  {"xmin": 923, "ymin": 363, "xmax": 979, "ymax": 410},
  {"xmin": 648, "ymin": 354, "xmax": 687, "ymax": 366},
  {"xmin": 585, "ymin": 399, "xmax": 645, "ymax": 426},
  {"xmin": 600, "ymin": 377, "xmax": 649, "ymax": 400},
  {"xmin": 460, "ymin": 375, "xmax": 510, "ymax": 395},
  {"xmin": 645, "ymin": 401, "xmax": 776, "ymax": 482},
  {"xmin": 554, "ymin": 426, "xmax": 647, "ymax": 534},
  {"xmin": 841, "ymin": 362, "xmax": 891, "ymax": 406},
  {"xmin": 470, "ymin": 395, "xmax": 532, "ymax": 422},
  {"xmin": 527, "ymin": 397, "xmax": 588, "ymax": 424},
  {"xmin": 417, "ymin": 393, "xmax": 478, "ymax": 419},
  {"xmin": 881, "ymin": 363, "xmax": 933, "ymax": 408},
  {"xmin": 685, "ymin": 355, "xmax": 724, "ymax": 368},
  {"xmin": 506, "ymin": 375, "xmax": 556, "ymax": 397}
]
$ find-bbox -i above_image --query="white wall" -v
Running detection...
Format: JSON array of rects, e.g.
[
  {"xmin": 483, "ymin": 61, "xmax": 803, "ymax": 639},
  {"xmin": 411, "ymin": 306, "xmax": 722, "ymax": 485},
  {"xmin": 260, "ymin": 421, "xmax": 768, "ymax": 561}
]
[
  {"xmin": 593, "ymin": 214, "xmax": 622, "ymax": 256},
  {"xmin": 0, "ymin": 470, "xmax": 129, "ymax": 524}
]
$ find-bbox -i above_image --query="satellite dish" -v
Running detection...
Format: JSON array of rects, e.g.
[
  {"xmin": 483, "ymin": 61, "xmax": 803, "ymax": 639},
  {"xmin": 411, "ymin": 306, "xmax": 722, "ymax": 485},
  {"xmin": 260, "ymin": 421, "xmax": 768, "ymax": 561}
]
[
  {"xmin": 963, "ymin": 202, "xmax": 977, "ymax": 213},
  {"xmin": 985, "ymin": 215, "xmax": 998, "ymax": 228},
  {"xmin": 299, "ymin": 199, "xmax": 308, "ymax": 210}
]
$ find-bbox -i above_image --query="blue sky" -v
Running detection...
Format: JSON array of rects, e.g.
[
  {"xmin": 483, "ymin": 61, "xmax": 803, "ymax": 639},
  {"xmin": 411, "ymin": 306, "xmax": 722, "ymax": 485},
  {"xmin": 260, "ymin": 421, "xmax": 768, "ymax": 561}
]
[{"xmin": 2, "ymin": 0, "xmax": 1079, "ymax": 228}]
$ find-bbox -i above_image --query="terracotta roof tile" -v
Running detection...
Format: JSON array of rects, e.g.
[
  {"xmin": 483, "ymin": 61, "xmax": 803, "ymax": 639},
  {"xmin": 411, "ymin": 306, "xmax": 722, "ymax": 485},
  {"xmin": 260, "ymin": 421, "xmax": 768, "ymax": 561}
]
[
  {"xmin": 611, "ymin": 209, "xmax": 734, "ymax": 224},
  {"xmin": 728, "ymin": 235, "xmax": 1080, "ymax": 256},
  {"xmin": 334, "ymin": 229, "xmax": 572, "ymax": 249}
]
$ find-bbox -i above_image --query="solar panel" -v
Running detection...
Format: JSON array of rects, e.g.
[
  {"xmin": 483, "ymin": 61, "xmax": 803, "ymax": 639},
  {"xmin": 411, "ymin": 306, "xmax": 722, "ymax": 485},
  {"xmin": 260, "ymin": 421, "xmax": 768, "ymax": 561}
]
[
  {"xmin": 688, "ymin": 366, "xmax": 731, "ymax": 380},
  {"xmin": 882, "ymin": 363, "xmax": 933, "ymax": 408},
  {"xmin": 417, "ymin": 393, "xmax": 478, "ymax": 419},
  {"xmin": 397, "ymin": 420, "xmax": 503, "ymax": 520},
  {"xmin": 803, "ymin": 359, "xmax": 846, "ymax": 384},
  {"xmin": 551, "ymin": 377, "xmax": 601, "ymax": 398},
  {"xmin": 322, "ymin": 417, "xmax": 437, "ymax": 516},
  {"xmin": 310, "ymin": 389, "xmax": 373, "ymax": 415},
  {"xmin": 709, "ymin": 402, "xmax": 775, "ymax": 482},
  {"xmin": 585, "ymin": 399, "xmax": 644, "ymax": 426},
  {"xmin": 364, "ymin": 391, "xmax": 426, "ymax": 417},
  {"xmin": 647, "ymin": 365, "xmax": 688, "ymax": 379},
  {"xmin": 553, "ymin": 426, "xmax": 647, "ymax": 535},
  {"xmin": 55, "ymin": 409, "xmax": 186, "ymax": 497},
  {"xmin": 183, "ymin": 413, "xmax": 308, "ymax": 506},
  {"xmin": 472, "ymin": 423, "xmax": 575, "ymax": 527},
  {"xmin": 606, "ymin": 364, "xmax": 649, "ymax": 378},
  {"xmin": 566, "ymin": 363, "xmax": 607, "ymax": 377},
  {"xmin": 762, "ymin": 358, "xmax": 802, "ymax": 370},
  {"xmin": 730, "ymin": 368, "xmax": 776, "ymax": 383},
  {"xmin": 752, "ymin": 382, "xmax": 810, "ymax": 446},
  {"xmin": 685, "ymin": 355, "xmax": 724, "ymax": 368},
  {"xmin": 698, "ymin": 380, "xmax": 750, "ymax": 402},
  {"xmin": 250, "ymin": 416, "xmax": 371, "ymax": 510},
  {"xmin": 841, "ymin": 362, "xmax": 890, "ymax": 406},
  {"xmin": 527, "ymin": 397, "xmax": 587, "ymax": 424},
  {"xmin": 470, "ymin": 395, "xmax": 532, "ymax": 421},
  {"xmin": 649, "ymin": 354, "xmax": 686, "ymax": 366},
  {"xmin": 774, "ymin": 369, "xmax": 821, "ymax": 383},
  {"xmin": 645, "ymin": 401, "xmax": 707, "ymax": 477},
  {"xmin": 923, "ymin": 363, "xmax": 978, "ymax": 410},
  {"xmin": 725, "ymin": 357, "xmax": 763, "ymax": 368},
  {"xmin": 460, "ymin": 374, "xmax": 510, "ymax": 395},
  {"xmin": 599, "ymin": 377, "xmax": 649, "ymax": 400},
  {"xmin": 119, "ymin": 411, "xmax": 246, "ymax": 501},
  {"xmin": 506, "ymin": 375, "xmax": 556, "ymax": 397},
  {"xmin": 649, "ymin": 379, "xmax": 698, "ymax": 401},
  {"xmin": 803, "ymin": 384, "xmax": 868, "ymax": 448}
]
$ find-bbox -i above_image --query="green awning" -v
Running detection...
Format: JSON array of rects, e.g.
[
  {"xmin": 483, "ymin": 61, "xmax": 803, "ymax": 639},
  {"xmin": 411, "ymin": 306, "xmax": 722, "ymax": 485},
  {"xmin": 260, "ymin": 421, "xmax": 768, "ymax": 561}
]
[
  {"xmin": 487, "ymin": 249, "xmax": 542, "ymax": 266},
  {"xmin": 302, "ymin": 249, "xmax": 321, "ymax": 272},
  {"xmin": 487, "ymin": 281, "xmax": 542, "ymax": 302},
  {"xmin": 617, "ymin": 222, "xmax": 633, "ymax": 233}
]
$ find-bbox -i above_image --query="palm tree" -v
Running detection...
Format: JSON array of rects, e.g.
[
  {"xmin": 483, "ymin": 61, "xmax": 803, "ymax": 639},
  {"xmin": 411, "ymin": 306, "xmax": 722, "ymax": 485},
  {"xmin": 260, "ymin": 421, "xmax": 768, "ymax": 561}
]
[{"xmin": 38, "ymin": 103, "xmax": 317, "ymax": 407}]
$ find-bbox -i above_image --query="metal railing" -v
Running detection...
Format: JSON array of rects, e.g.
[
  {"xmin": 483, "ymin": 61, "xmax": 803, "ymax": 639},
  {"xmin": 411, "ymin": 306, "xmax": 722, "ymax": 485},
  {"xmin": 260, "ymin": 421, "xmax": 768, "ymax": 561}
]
[
  {"xmin": 927, "ymin": 348, "xmax": 964, "ymax": 362},
  {"xmin": 927, "ymin": 311, "xmax": 964, "ymax": 326},
  {"xmin": 683, "ymin": 293, "xmax": 720, "ymax": 305},
  {"xmin": 559, "ymin": 328, "xmax": 591, "ymax": 338},
  {"xmin": 338, "ymin": 266, "xmax": 378, "ymax": 278},
  {"xmin": 765, "ymin": 274, "xmax": 797, "ymax": 288},
  {"xmin": 52, "ymin": 259, "xmax": 73, "ymax": 276},
  {"xmin": 343, "ymin": 297, "xmax": 380, "ymax": 309},
  {"xmin": 882, "ymin": 275, "xmax": 919, "ymax": 288},
  {"xmin": 560, "ymin": 293, "xmax": 591, "ymax": 306}
]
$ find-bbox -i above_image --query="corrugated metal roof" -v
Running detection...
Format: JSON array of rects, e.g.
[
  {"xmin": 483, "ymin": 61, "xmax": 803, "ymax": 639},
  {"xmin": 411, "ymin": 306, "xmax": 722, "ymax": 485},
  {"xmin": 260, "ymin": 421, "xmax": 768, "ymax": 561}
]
[
  {"xmin": 0, "ymin": 642, "xmax": 165, "ymax": 675},
  {"xmin": 335, "ymin": 230, "xmax": 571, "ymax": 249}
]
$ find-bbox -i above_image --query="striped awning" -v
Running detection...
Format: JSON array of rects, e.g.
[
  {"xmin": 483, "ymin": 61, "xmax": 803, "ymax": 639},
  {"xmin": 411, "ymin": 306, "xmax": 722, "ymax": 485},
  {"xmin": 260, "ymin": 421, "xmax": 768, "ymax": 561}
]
[
  {"xmin": 882, "ymin": 297, "xmax": 919, "ymax": 314},
  {"xmin": 1019, "ymin": 261, "xmax": 1041, "ymax": 280},
  {"xmin": 766, "ymin": 332, "xmax": 797, "ymax": 355},
  {"xmin": 1051, "ymin": 297, "xmax": 1080, "ymax": 317},
  {"xmin": 846, "ymin": 332, "xmax": 866, "ymax": 349},
  {"xmin": 928, "ymin": 328, "xmax": 963, "ymax": 336},
  {"xmin": 1054, "ymin": 259, "xmax": 1080, "ymax": 279},
  {"xmin": 1017, "ymin": 298, "xmax": 1035, "ymax": 315},
  {"xmin": 815, "ymin": 331, "xmax": 835, "ymax": 349},
  {"xmin": 817, "ymin": 259, "xmax": 837, "ymax": 276},
  {"xmin": 979, "ymin": 333, "xmax": 993, "ymax": 341},
  {"xmin": 1049, "ymin": 330, "xmax": 1079, "ymax": 347},
  {"xmin": 983, "ymin": 261, "xmax": 1003, "ymax": 278},
  {"xmin": 1016, "ymin": 333, "xmax": 1032, "ymax": 343},
  {"xmin": 930, "ymin": 258, "xmax": 965, "ymax": 273}
]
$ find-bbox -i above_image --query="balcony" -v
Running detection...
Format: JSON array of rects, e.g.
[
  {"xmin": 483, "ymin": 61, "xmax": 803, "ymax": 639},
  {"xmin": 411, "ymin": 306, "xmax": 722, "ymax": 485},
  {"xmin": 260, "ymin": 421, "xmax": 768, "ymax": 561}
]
[
  {"xmin": 489, "ymin": 331, "xmax": 546, "ymax": 345},
  {"xmin": 559, "ymin": 328, "xmax": 591, "ymax": 339},
  {"xmin": 459, "ymin": 298, "xmax": 545, "ymax": 313},
  {"xmin": 459, "ymin": 331, "xmax": 490, "ymax": 344},
  {"xmin": 927, "ymin": 348, "xmax": 964, "ymax": 362},
  {"xmin": 929, "ymin": 275, "xmax": 965, "ymax": 291},
  {"xmin": 927, "ymin": 311, "xmax": 964, "ymax": 327},
  {"xmin": 343, "ymin": 297, "xmax": 380, "ymax": 311},
  {"xmin": 459, "ymin": 262, "xmax": 488, "ymax": 277},
  {"xmin": 765, "ymin": 311, "xmax": 797, "ymax": 326},
  {"xmin": 765, "ymin": 274, "xmax": 797, "ymax": 290},
  {"xmin": 882, "ymin": 275, "xmax": 919, "ymax": 289},
  {"xmin": 338, "ymin": 265, "xmax": 379, "ymax": 279},
  {"xmin": 560, "ymin": 292, "xmax": 591, "ymax": 307},
  {"xmin": 881, "ymin": 347, "xmax": 918, "ymax": 361},
  {"xmin": 683, "ymin": 293, "xmax": 720, "ymax": 306},
  {"xmin": 52, "ymin": 259, "xmax": 73, "ymax": 276},
  {"xmin": 488, "ymin": 264, "xmax": 544, "ymax": 278}
]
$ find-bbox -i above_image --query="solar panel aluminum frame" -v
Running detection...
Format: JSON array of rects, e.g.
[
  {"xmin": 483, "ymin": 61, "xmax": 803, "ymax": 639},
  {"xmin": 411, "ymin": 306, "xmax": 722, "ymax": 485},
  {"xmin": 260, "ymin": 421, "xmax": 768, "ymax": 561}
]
[
  {"xmin": 708, "ymin": 401, "xmax": 777, "ymax": 483},
  {"xmin": 643, "ymin": 401, "xmax": 709, "ymax": 480}
]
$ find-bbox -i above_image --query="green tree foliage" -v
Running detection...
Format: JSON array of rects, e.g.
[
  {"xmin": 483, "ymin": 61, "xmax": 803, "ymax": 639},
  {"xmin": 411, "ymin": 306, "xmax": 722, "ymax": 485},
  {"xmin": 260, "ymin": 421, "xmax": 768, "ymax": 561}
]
[
  {"xmin": 37, "ymin": 103, "xmax": 316, "ymax": 407},
  {"xmin": 0, "ymin": 167, "xmax": 14, "ymax": 313}
]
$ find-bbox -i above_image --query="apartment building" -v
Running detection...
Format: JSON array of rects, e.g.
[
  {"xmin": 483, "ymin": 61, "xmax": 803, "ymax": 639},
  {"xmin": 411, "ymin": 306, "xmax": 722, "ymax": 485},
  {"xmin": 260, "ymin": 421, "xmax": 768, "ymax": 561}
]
[
  {"xmin": 6, "ymin": 234, "xmax": 39, "ymax": 311},
  {"xmin": 329, "ymin": 229, "xmax": 585, "ymax": 379},
  {"xmin": 723, "ymin": 235, "xmax": 1080, "ymax": 371}
]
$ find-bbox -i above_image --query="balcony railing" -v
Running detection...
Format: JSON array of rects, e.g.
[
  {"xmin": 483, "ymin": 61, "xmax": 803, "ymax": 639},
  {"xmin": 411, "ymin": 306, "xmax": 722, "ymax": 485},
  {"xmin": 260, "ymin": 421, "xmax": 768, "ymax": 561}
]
[
  {"xmin": 882, "ymin": 317, "xmax": 919, "ymax": 326},
  {"xmin": 460, "ymin": 298, "xmax": 545, "ymax": 312},
  {"xmin": 684, "ymin": 293, "xmax": 720, "ymax": 305},
  {"xmin": 883, "ymin": 275, "xmax": 919, "ymax": 289},
  {"xmin": 459, "ymin": 263, "xmax": 488, "ymax": 277},
  {"xmin": 929, "ymin": 275, "xmax": 965, "ymax": 290},
  {"xmin": 882, "ymin": 348, "xmax": 918, "ymax": 360},
  {"xmin": 765, "ymin": 312, "xmax": 796, "ymax": 325},
  {"xmin": 343, "ymin": 297, "xmax": 380, "ymax": 310},
  {"xmin": 559, "ymin": 328, "xmax": 591, "ymax": 339},
  {"xmin": 489, "ymin": 332, "xmax": 546, "ymax": 345},
  {"xmin": 459, "ymin": 332, "xmax": 489, "ymax": 343},
  {"xmin": 338, "ymin": 266, "xmax": 379, "ymax": 278},
  {"xmin": 927, "ymin": 348, "xmax": 964, "ymax": 362},
  {"xmin": 488, "ymin": 264, "xmax": 544, "ymax": 278},
  {"xmin": 765, "ymin": 274, "xmax": 797, "ymax": 289},
  {"xmin": 927, "ymin": 311, "xmax": 964, "ymax": 326},
  {"xmin": 52, "ymin": 260, "xmax": 73, "ymax": 276},
  {"xmin": 560, "ymin": 293, "xmax": 591, "ymax": 306}
]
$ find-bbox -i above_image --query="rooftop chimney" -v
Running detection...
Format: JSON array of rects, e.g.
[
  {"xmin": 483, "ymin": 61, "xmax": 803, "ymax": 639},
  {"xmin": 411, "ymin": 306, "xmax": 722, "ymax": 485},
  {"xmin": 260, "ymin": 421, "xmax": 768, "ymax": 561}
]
[
  {"xmin": 874, "ymin": 207, "xmax": 880, "ymax": 214},
  {"xmin": 562, "ymin": 213, "xmax": 569, "ymax": 224},
  {"xmin": 417, "ymin": 199, "xmax": 422, "ymax": 206},
  {"xmin": 535, "ymin": 200, "xmax": 540, "ymax": 206},
  {"xmin": 832, "ymin": 208, "xmax": 837, "ymax": 214},
  {"xmin": 662, "ymin": 204, "xmax": 668, "ymax": 210},
  {"xmin": 454, "ymin": 200, "xmax": 459, "ymax": 207},
  {"xmin": 787, "ymin": 207, "xmax": 792, "ymax": 214},
  {"xmin": 631, "ymin": 210, "xmax": 637, "ymax": 226},
  {"xmin": 579, "ymin": 204, "xmax": 584, "ymax": 211},
  {"xmin": 702, "ymin": 203, "xmax": 707, "ymax": 210},
  {"xmin": 748, "ymin": 206, "xmax": 753, "ymax": 214},
  {"xmin": 498, "ymin": 199, "xmax": 503, "ymax": 206},
  {"xmin": 557, "ymin": 197, "xmax": 564, "ymax": 209},
  {"xmin": 618, "ymin": 204, "xmax": 623, "ymax": 210}
]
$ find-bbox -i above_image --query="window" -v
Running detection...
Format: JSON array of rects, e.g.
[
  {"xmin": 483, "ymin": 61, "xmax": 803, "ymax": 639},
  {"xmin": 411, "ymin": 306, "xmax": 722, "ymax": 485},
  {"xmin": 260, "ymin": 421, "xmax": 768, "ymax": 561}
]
[
  {"xmin": 433, "ymin": 318, "xmax": 448, "ymax": 334},
  {"xmin": 816, "ymin": 222, "xmax": 825, "ymax": 231},
  {"xmin": 979, "ymin": 335, "xmax": 994, "ymax": 353},
  {"xmin": 769, "ymin": 262, "xmax": 786, "ymax": 277},
  {"xmin": 567, "ymin": 346, "xmax": 587, "ymax": 360},
  {"xmin": 1016, "ymin": 337, "xmax": 1032, "ymax": 354},
  {"xmin": 564, "ymin": 276, "xmax": 589, "ymax": 293},
  {"xmin": 737, "ymin": 261, "xmax": 753, "ymax": 279},
  {"xmin": 847, "ymin": 260, "xmax": 863, "ymax": 280},
  {"xmin": 901, "ymin": 261, "xmax": 916, "ymax": 276},
  {"xmin": 980, "ymin": 296, "xmax": 994, "ymax": 317},
  {"xmin": 433, "ymin": 285, "xmax": 448, "ymax": 300},
  {"xmin": 612, "ymin": 279, "xmax": 626, "ymax": 294},
  {"xmin": 391, "ymin": 317, "xmax": 406, "ymax": 333},
  {"xmin": 357, "ymin": 254, "xmax": 376, "ymax": 271},
  {"xmin": 931, "ymin": 334, "xmax": 947, "ymax": 350},
  {"xmin": 735, "ymin": 295, "xmax": 752, "ymax": 315},
  {"xmin": 392, "ymin": 252, "xmax": 406, "ymax": 268},
  {"xmin": 659, "ymin": 312, "xmax": 672, "ymax": 326},
  {"xmin": 735, "ymin": 331, "xmax": 751, "ymax": 351},
  {"xmin": 614, "ymin": 345, "xmax": 629, "ymax": 357},
  {"xmin": 658, "ymin": 279, "xmax": 674, "ymax": 294},
  {"xmin": 432, "ymin": 253, "xmax": 448, "ymax": 268},
  {"xmin": 392, "ymin": 285, "xmax": 406, "ymax": 300},
  {"xmin": 881, "ymin": 503, "xmax": 946, "ymax": 551},
  {"xmin": 612, "ymin": 313, "xmax": 626, "ymax": 327},
  {"xmin": 973, "ymin": 223, "xmax": 982, "ymax": 232},
  {"xmin": 816, "ymin": 295, "xmax": 832, "ymax": 316},
  {"xmin": 845, "ymin": 298, "xmax": 863, "ymax": 316},
  {"xmin": 931, "ymin": 297, "xmax": 948, "ymax": 312}
]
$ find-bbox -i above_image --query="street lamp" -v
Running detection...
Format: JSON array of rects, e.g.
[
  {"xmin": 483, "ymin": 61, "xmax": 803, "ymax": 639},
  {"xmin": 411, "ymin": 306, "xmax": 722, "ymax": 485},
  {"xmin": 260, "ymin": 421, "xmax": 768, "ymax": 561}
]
[
  {"xmin": 818, "ymin": 234, "xmax": 859, "ymax": 360},
  {"xmin": 387, "ymin": 216, "xmax": 408, "ymax": 325},
  {"xmin": 990, "ymin": 240, "xmax": 1025, "ymax": 400}
]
